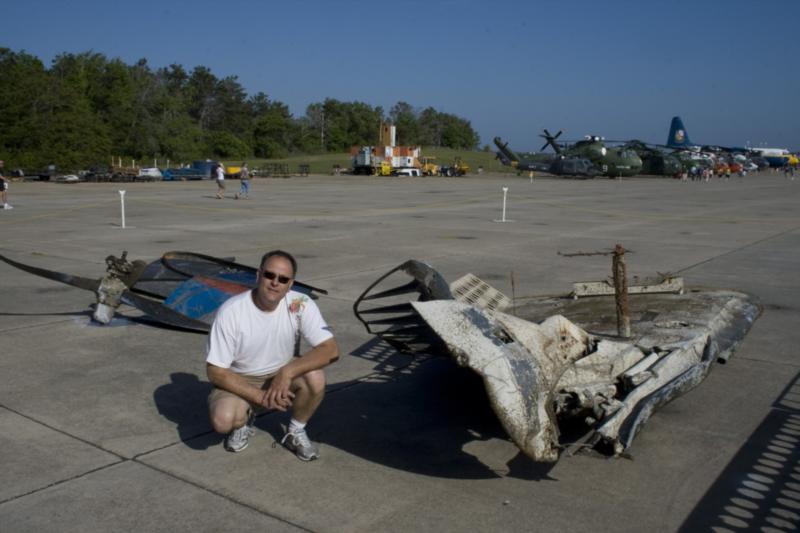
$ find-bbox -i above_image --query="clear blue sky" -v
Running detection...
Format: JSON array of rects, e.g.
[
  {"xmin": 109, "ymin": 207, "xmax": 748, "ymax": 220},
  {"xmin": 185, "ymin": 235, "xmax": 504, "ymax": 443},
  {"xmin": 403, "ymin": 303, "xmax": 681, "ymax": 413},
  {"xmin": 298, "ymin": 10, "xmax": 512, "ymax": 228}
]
[{"xmin": 4, "ymin": 0, "xmax": 799, "ymax": 151}]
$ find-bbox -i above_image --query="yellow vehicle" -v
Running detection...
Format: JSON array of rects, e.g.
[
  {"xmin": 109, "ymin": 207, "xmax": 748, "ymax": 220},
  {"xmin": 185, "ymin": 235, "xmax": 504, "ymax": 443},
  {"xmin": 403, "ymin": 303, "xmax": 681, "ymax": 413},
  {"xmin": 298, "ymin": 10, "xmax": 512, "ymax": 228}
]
[
  {"xmin": 453, "ymin": 157, "xmax": 470, "ymax": 176},
  {"xmin": 420, "ymin": 157, "xmax": 440, "ymax": 176},
  {"xmin": 376, "ymin": 161, "xmax": 392, "ymax": 176},
  {"xmin": 440, "ymin": 156, "xmax": 470, "ymax": 177}
]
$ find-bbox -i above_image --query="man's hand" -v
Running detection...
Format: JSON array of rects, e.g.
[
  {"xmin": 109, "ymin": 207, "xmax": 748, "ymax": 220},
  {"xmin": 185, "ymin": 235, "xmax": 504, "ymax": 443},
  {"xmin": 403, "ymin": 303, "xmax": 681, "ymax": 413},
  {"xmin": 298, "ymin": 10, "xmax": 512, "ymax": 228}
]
[
  {"xmin": 260, "ymin": 368, "xmax": 296, "ymax": 411},
  {"xmin": 259, "ymin": 338, "xmax": 338, "ymax": 410}
]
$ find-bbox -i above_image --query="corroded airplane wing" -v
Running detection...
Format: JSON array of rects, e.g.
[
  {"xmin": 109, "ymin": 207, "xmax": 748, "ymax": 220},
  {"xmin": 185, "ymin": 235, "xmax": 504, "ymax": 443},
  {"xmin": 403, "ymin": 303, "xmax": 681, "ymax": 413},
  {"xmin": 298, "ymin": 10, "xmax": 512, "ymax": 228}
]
[
  {"xmin": 354, "ymin": 259, "xmax": 761, "ymax": 462},
  {"xmin": 410, "ymin": 291, "xmax": 760, "ymax": 461}
]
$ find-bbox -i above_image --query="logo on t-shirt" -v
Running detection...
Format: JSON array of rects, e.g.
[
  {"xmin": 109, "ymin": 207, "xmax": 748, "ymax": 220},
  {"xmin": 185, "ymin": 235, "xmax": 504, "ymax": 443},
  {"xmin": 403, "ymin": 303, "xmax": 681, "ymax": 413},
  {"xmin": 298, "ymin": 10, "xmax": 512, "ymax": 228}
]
[{"xmin": 289, "ymin": 296, "xmax": 308, "ymax": 314}]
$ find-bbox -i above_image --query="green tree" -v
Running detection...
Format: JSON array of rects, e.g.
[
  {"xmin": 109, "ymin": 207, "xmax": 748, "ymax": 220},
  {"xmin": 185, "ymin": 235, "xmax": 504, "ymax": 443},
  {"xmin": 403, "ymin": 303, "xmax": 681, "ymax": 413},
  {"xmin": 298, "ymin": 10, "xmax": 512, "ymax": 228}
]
[
  {"xmin": 186, "ymin": 66, "xmax": 219, "ymax": 131},
  {"xmin": 42, "ymin": 52, "xmax": 112, "ymax": 169},
  {"xmin": 417, "ymin": 107, "xmax": 479, "ymax": 149},
  {"xmin": 0, "ymin": 48, "xmax": 50, "ymax": 168},
  {"xmin": 440, "ymin": 113, "xmax": 480, "ymax": 150},
  {"xmin": 305, "ymin": 99, "xmax": 384, "ymax": 151},
  {"xmin": 346, "ymin": 101, "xmax": 384, "ymax": 147},
  {"xmin": 151, "ymin": 64, "xmax": 203, "ymax": 161},
  {"xmin": 213, "ymin": 76, "xmax": 250, "ymax": 137},
  {"xmin": 418, "ymin": 107, "xmax": 443, "ymax": 147},
  {"xmin": 389, "ymin": 101, "xmax": 419, "ymax": 145},
  {"xmin": 0, "ymin": 48, "xmax": 482, "ymax": 168},
  {"xmin": 93, "ymin": 57, "xmax": 139, "ymax": 153},
  {"xmin": 251, "ymin": 93, "xmax": 292, "ymax": 158},
  {"xmin": 207, "ymin": 130, "xmax": 250, "ymax": 158}
]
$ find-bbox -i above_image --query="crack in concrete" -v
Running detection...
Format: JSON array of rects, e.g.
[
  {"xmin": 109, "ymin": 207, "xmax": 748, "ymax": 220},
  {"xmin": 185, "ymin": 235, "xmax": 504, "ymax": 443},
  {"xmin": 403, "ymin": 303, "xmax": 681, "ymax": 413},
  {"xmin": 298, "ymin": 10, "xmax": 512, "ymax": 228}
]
[
  {"xmin": 676, "ymin": 224, "xmax": 800, "ymax": 276},
  {"xmin": 0, "ymin": 460, "xmax": 125, "ymax": 506},
  {"xmin": 0, "ymin": 350, "xmax": 432, "ymax": 530}
]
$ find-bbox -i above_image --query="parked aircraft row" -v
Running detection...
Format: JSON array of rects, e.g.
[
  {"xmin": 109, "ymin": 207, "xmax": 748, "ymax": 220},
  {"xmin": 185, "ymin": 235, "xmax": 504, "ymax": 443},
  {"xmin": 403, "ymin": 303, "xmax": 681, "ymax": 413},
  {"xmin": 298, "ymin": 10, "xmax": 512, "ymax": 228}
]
[
  {"xmin": 667, "ymin": 116, "xmax": 797, "ymax": 168},
  {"xmin": 495, "ymin": 116, "xmax": 797, "ymax": 178}
]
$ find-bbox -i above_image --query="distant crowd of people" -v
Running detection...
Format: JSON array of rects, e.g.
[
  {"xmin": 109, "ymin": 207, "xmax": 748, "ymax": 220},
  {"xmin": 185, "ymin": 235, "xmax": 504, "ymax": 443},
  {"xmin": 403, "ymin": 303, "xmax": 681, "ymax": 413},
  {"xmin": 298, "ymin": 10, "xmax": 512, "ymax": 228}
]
[
  {"xmin": 677, "ymin": 165, "xmax": 738, "ymax": 181},
  {"xmin": 675, "ymin": 162, "xmax": 796, "ymax": 182}
]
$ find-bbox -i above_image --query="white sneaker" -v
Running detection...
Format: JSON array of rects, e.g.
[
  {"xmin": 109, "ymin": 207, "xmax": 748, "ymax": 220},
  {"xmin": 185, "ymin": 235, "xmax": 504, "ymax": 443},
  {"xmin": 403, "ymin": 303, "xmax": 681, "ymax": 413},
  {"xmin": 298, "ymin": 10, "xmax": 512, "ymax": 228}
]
[
  {"xmin": 3, "ymin": 204, "xmax": 12, "ymax": 210},
  {"xmin": 279, "ymin": 428, "xmax": 320, "ymax": 461},
  {"xmin": 224, "ymin": 412, "xmax": 255, "ymax": 452}
]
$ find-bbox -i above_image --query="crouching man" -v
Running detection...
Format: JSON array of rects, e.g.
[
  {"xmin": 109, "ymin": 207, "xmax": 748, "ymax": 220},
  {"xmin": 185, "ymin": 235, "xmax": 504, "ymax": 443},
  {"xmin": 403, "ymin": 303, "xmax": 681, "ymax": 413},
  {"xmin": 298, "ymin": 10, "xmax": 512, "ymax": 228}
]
[{"xmin": 206, "ymin": 250, "xmax": 339, "ymax": 460}]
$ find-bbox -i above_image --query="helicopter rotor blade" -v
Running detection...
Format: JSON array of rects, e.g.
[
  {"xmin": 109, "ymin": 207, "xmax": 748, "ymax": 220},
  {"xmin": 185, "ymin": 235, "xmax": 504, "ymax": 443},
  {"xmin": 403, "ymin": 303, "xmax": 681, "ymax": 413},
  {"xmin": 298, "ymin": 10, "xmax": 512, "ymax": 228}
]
[{"xmin": 540, "ymin": 128, "xmax": 562, "ymax": 152}]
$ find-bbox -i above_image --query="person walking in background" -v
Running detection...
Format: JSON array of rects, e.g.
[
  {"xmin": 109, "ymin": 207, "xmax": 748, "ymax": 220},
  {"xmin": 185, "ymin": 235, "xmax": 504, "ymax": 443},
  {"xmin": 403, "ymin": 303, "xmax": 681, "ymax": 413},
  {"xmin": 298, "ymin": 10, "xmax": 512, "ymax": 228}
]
[
  {"xmin": 784, "ymin": 162, "xmax": 795, "ymax": 180},
  {"xmin": 235, "ymin": 162, "xmax": 250, "ymax": 199},
  {"xmin": 0, "ymin": 160, "xmax": 12, "ymax": 210},
  {"xmin": 215, "ymin": 163, "xmax": 226, "ymax": 199}
]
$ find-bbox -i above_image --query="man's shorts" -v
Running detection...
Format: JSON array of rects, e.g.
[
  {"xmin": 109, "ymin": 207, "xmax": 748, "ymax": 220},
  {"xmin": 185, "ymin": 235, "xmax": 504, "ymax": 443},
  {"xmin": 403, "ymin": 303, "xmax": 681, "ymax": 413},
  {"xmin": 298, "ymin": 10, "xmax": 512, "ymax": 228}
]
[
  {"xmin": 216, "ymin": 178, "xmax": 225, "ymax": 189},
  {"xmin": 1, "ymin": 181, "xmax": 7, "ymax": 191},
  {"xmin": 208, "ymin": 371, "xmax": 277, "ymax": 412}
]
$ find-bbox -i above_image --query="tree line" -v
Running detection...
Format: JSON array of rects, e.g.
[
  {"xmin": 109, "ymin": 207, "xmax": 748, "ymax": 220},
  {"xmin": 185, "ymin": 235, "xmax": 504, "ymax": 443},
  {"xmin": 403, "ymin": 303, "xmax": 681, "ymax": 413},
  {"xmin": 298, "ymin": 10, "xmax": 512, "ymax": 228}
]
[{"xmin": 0, "ymin": 48, "xmax": 480, "ymax": 170}]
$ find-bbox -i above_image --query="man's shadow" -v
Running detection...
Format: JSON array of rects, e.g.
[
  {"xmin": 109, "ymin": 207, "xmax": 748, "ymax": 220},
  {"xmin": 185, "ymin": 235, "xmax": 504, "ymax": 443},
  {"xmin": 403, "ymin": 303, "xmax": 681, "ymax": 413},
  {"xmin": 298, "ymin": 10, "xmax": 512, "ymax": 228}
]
[
  {"xmin": 153, "ymin": 342, "xmax": 558, "ymax": 478},
  {"xmin": 255, "ymin": 341, "xmax": 558, "ymax": 481},
  {"xmin": 153, "ymin": 372, "xmax": 221, "ymax": 450}
]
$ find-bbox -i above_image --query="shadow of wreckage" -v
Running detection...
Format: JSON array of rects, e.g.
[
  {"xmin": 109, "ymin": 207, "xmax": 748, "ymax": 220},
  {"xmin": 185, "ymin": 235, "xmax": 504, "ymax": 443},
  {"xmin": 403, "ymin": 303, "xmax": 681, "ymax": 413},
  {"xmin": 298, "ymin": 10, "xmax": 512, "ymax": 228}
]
[{"xmin": 0, "ymin": 253, "xmax": 760, "ymax": 462}]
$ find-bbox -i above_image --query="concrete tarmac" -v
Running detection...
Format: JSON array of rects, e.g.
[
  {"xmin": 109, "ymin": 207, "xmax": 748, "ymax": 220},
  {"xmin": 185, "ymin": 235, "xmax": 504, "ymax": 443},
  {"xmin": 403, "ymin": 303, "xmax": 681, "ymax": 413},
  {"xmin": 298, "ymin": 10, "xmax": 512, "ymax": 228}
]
[{"xmin": 1, "ymin": 172, "xmax": 799, "ymax": 532}]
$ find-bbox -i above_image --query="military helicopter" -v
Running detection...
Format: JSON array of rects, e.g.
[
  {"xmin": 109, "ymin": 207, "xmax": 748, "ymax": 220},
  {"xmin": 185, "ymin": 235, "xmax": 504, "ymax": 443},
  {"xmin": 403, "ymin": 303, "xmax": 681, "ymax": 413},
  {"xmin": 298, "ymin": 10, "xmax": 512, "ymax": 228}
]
[
  {"xmin": 493, "ymin": 136, "xmax": 599, "ymax": 178},
  {"xmin": 619, "ymin": 140, "xmax": 684, "ymax": 176},
  {"xmin": 539, "ymin": 129, "xmax": 643, "ymax": 177}
]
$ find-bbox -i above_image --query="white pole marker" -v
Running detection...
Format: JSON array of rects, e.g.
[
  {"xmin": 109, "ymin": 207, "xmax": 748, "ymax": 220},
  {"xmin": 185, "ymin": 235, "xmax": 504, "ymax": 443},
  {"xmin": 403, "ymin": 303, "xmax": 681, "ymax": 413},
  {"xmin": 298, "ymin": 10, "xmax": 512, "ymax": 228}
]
[{"xmin": 119, "ymin": 190, "xmax": 126, "ymax": 229}]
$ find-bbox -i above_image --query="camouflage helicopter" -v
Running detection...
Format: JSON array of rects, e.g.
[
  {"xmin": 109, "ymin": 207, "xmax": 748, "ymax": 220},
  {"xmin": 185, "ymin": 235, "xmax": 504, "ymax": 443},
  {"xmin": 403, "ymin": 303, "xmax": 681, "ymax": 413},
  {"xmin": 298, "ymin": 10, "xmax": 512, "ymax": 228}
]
[
  {"xmin": 619, "ymin": 140, "xmax": 684, "ymax": 176},
  {"xmin": 539, "ymin": 129, "xmax": 643, "ymax": 177},
  {"xmin": 493, "ymin": 136, "xmax": 599, "ymax": 178}
]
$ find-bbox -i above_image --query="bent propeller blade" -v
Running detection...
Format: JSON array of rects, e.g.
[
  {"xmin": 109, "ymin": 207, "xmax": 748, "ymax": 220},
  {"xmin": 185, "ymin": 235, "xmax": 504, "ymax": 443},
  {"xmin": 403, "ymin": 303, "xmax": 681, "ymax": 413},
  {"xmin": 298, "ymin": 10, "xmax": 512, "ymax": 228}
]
[
  {"xmin": 0, "ymin": 253, "xmax": 100, "ymax": 292},
  {"xmin": 120, "ymin": 290, "xmax": 211, "ymax": 332}
]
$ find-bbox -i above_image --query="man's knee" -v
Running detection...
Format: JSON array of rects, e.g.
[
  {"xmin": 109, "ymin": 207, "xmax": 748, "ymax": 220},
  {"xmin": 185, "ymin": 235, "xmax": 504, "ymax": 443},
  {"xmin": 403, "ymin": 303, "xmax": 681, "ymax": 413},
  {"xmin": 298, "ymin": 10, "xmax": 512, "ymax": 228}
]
[
  {"xmin": 296, "ymin": 369, "xmax": 326, "ymax": 397},
  {"xmin": 210, "ymin": 409, "xmax": 236, "ymax": 433},
  {"xmin": 209, "ymin": 399, "xmax": 249, "ymax": 433}
]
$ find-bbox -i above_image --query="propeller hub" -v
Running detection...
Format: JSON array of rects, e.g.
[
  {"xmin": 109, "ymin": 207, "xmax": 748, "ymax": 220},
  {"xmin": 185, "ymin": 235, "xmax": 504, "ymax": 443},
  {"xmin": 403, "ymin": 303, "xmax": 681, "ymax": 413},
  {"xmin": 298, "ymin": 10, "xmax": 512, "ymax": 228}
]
[{"xmin": 93, "ymin": 274, "xmax": 128, "ymax": 324}]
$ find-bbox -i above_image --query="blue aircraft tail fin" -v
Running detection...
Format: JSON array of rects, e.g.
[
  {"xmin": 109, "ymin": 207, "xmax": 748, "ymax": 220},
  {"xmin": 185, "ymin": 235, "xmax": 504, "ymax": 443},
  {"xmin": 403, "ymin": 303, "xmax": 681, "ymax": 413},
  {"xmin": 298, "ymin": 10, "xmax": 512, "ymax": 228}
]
[{"xmin": 666, "ymin": 116, "xmax": 693, "ymax": 148}]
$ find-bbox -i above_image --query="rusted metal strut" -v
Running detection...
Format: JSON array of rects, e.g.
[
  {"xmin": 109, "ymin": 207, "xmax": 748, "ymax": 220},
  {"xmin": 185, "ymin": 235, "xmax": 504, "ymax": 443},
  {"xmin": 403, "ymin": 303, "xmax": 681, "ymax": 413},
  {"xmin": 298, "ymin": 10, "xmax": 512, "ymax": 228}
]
[{"xmin": 612, "ymin": 244, "xmax": 631, "ymax": 338}]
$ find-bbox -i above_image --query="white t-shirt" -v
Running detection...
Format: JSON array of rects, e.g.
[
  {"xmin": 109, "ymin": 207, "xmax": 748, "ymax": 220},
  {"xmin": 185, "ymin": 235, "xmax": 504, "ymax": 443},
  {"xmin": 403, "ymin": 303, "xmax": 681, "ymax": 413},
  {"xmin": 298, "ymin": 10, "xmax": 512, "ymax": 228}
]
[
  {"xmin": 216, "ymin": 166, "xmax": 225, "ymax": 181},
  {"xmin": 206, "ymin": 289, "xmax": 333, "ymax": 375}
]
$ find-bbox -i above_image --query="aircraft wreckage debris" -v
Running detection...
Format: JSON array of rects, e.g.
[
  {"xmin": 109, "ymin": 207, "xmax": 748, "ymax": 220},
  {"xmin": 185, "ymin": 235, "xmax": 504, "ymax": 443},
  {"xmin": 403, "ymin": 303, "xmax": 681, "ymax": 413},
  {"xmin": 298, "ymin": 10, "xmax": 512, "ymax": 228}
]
[
  {"xmin": 354, "ymin": 260, "xmax": 760, "ymax": 462},
  {"xmin": 3, "ymin": 250, "xmax": 761, "ymax": 462},
  {"xmin": 0, "ymin": 251, "xmax": 328, "ymax": 331}
]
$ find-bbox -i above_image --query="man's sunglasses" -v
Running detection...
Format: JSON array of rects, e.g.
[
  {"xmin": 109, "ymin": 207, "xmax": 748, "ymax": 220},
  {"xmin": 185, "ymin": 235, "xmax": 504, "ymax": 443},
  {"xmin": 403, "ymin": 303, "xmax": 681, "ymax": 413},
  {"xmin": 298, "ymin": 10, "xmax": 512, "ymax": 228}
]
[{"xmin": 261, "ymin": 270, "xmax": 292, "ymax": 284}]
